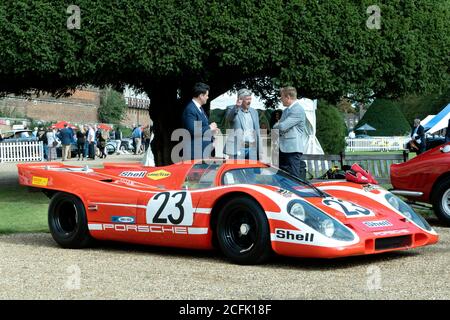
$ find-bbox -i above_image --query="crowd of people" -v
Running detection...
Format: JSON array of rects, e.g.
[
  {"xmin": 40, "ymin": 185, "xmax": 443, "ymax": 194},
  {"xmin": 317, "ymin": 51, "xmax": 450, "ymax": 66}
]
[{"xmin": 35, "ymin": 124, "xmax": 121, "ymax": 161}]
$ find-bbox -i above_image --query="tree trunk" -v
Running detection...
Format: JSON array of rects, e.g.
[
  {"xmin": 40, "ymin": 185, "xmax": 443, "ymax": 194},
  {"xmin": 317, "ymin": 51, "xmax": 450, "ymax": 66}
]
[{"xmin": 147, "ymin": 82, "xmax": 182, "ymax": 166}]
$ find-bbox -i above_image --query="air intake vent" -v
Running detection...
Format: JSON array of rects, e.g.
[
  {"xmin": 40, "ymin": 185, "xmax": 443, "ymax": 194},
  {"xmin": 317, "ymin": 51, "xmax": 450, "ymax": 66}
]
[{"xmin": 375, "ymin": 235, "xmax": 412, "ymax": 251}]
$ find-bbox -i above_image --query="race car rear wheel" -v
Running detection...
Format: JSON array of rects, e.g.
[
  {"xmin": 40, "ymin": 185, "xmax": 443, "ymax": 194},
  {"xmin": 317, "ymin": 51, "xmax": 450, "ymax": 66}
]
[
  {"xmin": 216, "ymin": 196, "xmax": 271, "ymax": 265},
  {"xmin": 432, "ymin": 179, "xmax": 450, "ymax": 225},
  {"xmin": 48, "ymin": 193, "xmax": 93, "ymax": 248}
]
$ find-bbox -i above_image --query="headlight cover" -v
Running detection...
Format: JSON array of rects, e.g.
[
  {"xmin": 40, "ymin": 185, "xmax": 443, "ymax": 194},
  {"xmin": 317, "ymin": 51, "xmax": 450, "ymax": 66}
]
[
  {"xmin": 287, "ymin": 200, "xmax": 354, "ymax": 241},
  {"xmin": 385, "ymin": 193, "xmax": 433, "ymax": 231}
]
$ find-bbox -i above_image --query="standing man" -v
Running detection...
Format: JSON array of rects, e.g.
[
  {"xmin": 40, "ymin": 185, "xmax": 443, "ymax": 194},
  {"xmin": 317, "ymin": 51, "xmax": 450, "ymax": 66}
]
[
  {"xmin": 182, "ymin": 82, "xmax": 218, "ymax": 160},
  {"xmin": 273, "ymin": 87, "xmax": 307, "ymax": 180},
  {"xmin": 57, "ymin": 123, "xmax": 73, "ymax": 161},
  {"xmin": 410, "ymin": 118, "xmax": 426, "ymax": 155},
  {"xmin": 87, "ymin": 125, "xmax": 96, "ymax": 160},
  {"xmin": 132, "ymin": 125, "xmax": 142, "ymax": 155},
  {"xmin": 224, "ymin": 89, "xmax": 261, "ymax": 160}
]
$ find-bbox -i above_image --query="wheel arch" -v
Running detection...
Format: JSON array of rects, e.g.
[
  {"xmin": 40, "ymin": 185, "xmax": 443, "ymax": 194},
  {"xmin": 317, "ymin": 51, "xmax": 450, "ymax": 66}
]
[
  {"xmin": 209, "ymin": 190, "xmax": 276, "ymax": 248},
  {"xmin": 431, "ymin": 171, "xmax": 450, "ymax": 202}
]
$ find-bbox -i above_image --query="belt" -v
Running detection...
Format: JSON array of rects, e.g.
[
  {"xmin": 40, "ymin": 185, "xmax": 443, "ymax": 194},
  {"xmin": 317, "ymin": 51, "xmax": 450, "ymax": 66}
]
[{"xmin": 244, "ymin": 141, "xmax": 256, "ymax": 148}]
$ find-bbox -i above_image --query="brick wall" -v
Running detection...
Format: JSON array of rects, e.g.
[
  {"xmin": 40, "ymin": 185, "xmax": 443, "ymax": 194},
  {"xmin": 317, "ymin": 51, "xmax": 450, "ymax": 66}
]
[
  {"xmin": 0, "ymin": 89, "xmax": 99, "ymax": 124},
  {"xmin": 122, "ymin": 108, "xmax": 151, "ymax": 128}
]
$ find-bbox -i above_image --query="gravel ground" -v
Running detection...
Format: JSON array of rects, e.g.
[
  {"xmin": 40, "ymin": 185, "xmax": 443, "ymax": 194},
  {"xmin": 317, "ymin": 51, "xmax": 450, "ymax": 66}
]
[{"xmin": 0, "ymin": 222, "xmax": 448, "ymax": 300}]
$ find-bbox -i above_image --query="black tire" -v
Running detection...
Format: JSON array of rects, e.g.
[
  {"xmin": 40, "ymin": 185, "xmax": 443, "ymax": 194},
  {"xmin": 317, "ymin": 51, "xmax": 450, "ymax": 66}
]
[
  {"xmin": 432, "ymin": 179, "xmax": 450, "ymax": 225},
  {"xmin": 48, "ymin": 192, "xmax": 93, "ymax": 248},
  {"xmin": 216, "ymin": 196, "xmax": 272, "ymax": 265},
  {"xmin": 106, "ymin": 143, "xmax": 116, "ymax": 154}
]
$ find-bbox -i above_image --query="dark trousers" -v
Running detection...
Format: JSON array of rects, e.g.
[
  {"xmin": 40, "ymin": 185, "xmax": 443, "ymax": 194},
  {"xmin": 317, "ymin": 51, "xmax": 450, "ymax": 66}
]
[
  {"xmin": 77, "ymin": 142, "xmax": 84, "ymax": 158},
  {"xmin": 89, "ymin": 142, "xmax": 96, "ymax": 159},
  {"xmin": 279, "ymin": 151, "xmax": 306, "ymax": 181}
]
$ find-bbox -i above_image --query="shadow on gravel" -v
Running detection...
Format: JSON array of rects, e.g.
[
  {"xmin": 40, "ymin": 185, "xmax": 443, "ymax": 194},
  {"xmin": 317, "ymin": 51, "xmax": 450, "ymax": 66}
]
[{"xmin": 0, "ymin": 233, "xmax": 428, "ymax": 271}]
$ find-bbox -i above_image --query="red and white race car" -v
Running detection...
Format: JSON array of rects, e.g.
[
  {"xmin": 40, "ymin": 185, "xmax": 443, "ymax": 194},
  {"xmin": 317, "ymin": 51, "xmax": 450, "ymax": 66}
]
[{"xmin": 17, "ymin": 160, "xmax": 438, "ymax": 264}]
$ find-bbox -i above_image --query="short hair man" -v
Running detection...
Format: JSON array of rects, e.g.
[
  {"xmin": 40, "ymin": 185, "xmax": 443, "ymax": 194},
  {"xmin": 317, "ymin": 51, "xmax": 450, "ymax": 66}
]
[
  {"xmin": 181, "ymin": 82, "xmax": 218, "ymax": 160},
  {"xmin": 224, "ymin": 89, "xmax": 261, "ymax": 160},
  {"xmin": 410, "ymin": 118, "xmax": 426, "ymax": 155},
  {"xmin": 272, "ymin": 87, "xmax": 307, "ymax": 180}
]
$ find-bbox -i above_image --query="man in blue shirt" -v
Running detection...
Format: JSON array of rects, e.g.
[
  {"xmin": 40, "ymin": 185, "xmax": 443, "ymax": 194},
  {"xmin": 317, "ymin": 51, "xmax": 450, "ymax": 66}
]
[
  {"xmin": 58, "ymin": 124, "xmax": 73, "ymax": 161},
  {"xmin": 132, "ymin": 125, "xmax": 142, "ymax": 155}
]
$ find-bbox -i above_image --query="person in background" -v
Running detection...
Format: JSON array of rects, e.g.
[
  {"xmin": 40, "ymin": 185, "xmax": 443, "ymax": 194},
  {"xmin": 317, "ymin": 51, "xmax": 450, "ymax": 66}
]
[
  {"xmin": 87, "ymin": 125, "xmax": 96, "ymax": 160},
  {"xmin": 20, "ymin": 127, "xmax": 30, "ymax": 138},
  {"xmin": 76, "ymin": 126, "xmax": 86, "ymax": 160},
  {"xmin": 132, "ymin": 124, "xmax": 142, "ymax": 155},
  {"xmin": 270, "ymin": 109, "xmax": 283, "ymax": 129},
  {"xmin": 143, "ymin": 124, "xmax": 152, "ymax": 152},
  {"xmin": 409, "ymin": 118, "xmax": 426, "ymax": 155},
  {"xmin": 46, "ymin": 127, "xmax": 58, "ymax": 161},
  {"xmin": 223, "ymin": 88, "xmax": 261, "ymax": 160},
  {"xmin": 57, "ymin": 123, "xmax": 73, "ymax": 161},
  {"xmin": 114, "ymin": 126, "xmax": 122, "ymax": 152},
  {"xmin": 96, "ymin": 129, "xmax": 108, "ymax": 159},
  {"xmin": 37, "ymin": 127, "xmax": 48, "ymax": 160},
  {"xmin": 272, "ymin": 86, "xmax": 307, "ymax": 180},
  {"xmin": 348, "ymin": 130, "xmax": 356, "ymax": 139},
  {"xmin": 445, "ymin": 119, "xmax": 450, "ymax": 143},
  {"xmin": 181, "ymin": 82, "xmax": 218, "ymax": 160},
  {"xmin": 32, "ymin": 127, "xmax": 38, "ymax": 138}
]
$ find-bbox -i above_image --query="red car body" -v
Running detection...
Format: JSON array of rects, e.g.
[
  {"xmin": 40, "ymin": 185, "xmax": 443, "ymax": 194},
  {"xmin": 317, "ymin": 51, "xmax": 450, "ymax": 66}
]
[
  {"xmin": 17, "ymin": 160, "xmax": 438, "ymax": 264},
  {"xmin": 390, "ymin": 142, "xmax": 450, "ymax": 224}
]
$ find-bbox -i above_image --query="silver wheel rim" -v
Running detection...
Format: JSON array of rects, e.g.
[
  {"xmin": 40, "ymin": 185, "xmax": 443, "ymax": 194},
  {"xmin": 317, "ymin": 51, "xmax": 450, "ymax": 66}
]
[{"xmin": 442, "ymin": 189, "xmax": 450, "ymax": 216}]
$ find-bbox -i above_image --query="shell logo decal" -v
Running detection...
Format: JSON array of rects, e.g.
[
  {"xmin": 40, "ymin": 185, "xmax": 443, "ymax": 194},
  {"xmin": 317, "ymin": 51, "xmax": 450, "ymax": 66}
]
[
  {"xmin": 32, "ymin": 176, "xmax": 49, "ymax": 186},
  {"xmin": 147, "ymin": 170, "xmax": 171, "ymax": 180}
]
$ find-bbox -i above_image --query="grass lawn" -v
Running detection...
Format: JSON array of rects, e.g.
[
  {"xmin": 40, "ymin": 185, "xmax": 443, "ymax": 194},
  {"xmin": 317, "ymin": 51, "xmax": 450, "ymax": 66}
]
[{"xmin": 0, "ymin": 185, "xmax": 49, "ymax": 234}]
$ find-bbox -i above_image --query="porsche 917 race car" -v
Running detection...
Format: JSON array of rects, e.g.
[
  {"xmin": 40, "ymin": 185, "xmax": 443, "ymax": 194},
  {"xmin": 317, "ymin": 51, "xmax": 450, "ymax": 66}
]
[{"xmin": 17, "ymin": 160, "xmax": 438, "ymax": 264}]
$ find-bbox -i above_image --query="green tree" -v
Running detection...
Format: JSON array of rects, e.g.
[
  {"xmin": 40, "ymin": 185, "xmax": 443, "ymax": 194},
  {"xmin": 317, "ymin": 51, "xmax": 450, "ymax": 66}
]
[
  {"xmin": 396, "ymin": 88, "xmax": 450, "ymax": 124},
  {"xmin": 316, "ymin": 101, "xmax": 347, "ymax": 154},
  {"xmin": 0, "ymin": 0, "xmax": 448, "ymax": 164},
  {"xmin": 98, "ymin": 88, "xmax": 127, "ymax": 124},
  {"xmin": 356, "ymin": 99, "xmax": 411, "ymax": 136}
]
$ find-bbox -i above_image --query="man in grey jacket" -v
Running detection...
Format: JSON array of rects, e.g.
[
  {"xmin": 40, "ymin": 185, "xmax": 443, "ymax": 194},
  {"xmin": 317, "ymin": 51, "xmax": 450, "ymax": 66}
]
[
  {"xmin": 273, "ymin": 87, "xmax": 307, "ymax": 180},
  {"xmin": 223, "ymin": 89, "xmax": 261, "ymax": 160}
]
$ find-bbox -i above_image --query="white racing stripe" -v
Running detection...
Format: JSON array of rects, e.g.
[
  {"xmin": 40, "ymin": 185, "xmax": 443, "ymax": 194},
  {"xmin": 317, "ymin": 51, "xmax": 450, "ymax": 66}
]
[
  {"xmin": 188, "ymin": 228, "xmax": 209, "ymax": 235},
  {"xmin": 91, "ymin": 202, "xmax": 211, "ymax": 215},
  {"xmin": 88, "ymin": 224, "xmax": 103, "ymax": 231},
  {"xmin": 91, "ymin": 202, "xmax": 147, "ymax": 209}
]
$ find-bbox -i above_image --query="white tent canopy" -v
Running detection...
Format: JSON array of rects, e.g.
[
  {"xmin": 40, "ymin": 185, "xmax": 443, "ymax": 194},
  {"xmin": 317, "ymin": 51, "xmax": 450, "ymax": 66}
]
[
  {"xmin": 421, "ymin": 115, "xmax": 435, "ymax": 127},
  {"xmin": 423, "ymin": 103, "xmax": 450, "ymax": 134},
  {"xmin": 210, "ymin": 92, "xmax": 324, "ymax": 155}
]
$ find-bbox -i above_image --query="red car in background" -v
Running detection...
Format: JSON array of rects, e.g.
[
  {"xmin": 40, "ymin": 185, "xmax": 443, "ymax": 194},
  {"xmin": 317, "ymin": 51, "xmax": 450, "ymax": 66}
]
[{"xmin": 390, "ymin": 143, "xmax": 450, "ymax": 225}]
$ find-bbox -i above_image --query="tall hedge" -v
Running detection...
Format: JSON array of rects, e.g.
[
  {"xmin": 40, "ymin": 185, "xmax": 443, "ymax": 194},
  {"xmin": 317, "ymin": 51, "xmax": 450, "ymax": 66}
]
[
  {"xmin": 356, "ymin": 99, "xmax": 411, "ymax": 136},
  {"xmin": 316, "ymin": 101, "xmax": 347, "ymax": 154}
]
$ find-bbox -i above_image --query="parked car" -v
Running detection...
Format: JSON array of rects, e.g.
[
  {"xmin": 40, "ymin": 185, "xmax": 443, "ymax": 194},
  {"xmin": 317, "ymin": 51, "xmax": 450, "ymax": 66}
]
[
  {"xmin": 425, "ymin": 134, "xmax": 446, "ymax": 151},
  {"xmin": 391, "ymin": 142, "xmax": 450, "ymax": 225},
  {"xmin": 0, "ymin": 130, "xmax": 37, "ymax": 143}
]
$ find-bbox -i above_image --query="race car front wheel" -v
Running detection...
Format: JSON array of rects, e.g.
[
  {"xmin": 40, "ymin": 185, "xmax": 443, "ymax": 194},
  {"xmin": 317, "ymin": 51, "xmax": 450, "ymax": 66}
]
[
  {"xmin": 48, "ymin": 192, "xmax": 93, "ymax": 248},
  {"xmin": 432, "ymin": 179, "xmax": 450, "ymax": 225},
  {"xmin": 216, "ymin": 196, "xmax": 272, "ymax": 265}
]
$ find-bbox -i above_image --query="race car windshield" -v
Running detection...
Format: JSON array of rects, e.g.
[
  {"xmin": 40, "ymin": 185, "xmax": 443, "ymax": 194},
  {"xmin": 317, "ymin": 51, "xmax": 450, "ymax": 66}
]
[
  {"xmin": 183, "ymin": 162, "xmax": 223, "ymax": 189},
  {"xmin": 222, "ymin": 167, "xmax": 325, "ymax": 198}
]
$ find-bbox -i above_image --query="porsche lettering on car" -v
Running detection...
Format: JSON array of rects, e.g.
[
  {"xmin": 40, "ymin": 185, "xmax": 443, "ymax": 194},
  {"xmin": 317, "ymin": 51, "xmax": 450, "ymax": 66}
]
[{"xmin": 17, "ymin": 159, "xmax": 438, "ymax": 264}]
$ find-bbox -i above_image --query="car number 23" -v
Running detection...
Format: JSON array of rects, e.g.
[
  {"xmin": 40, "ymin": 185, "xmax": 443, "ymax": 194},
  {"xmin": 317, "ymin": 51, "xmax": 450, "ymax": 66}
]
[
  {"xmin": 146, "ymin": 191, "xmax": 194, "ymax": 225},
  {"xmin": 322, "ymin": 198, "xmax": 375, "ymax": 218}
]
